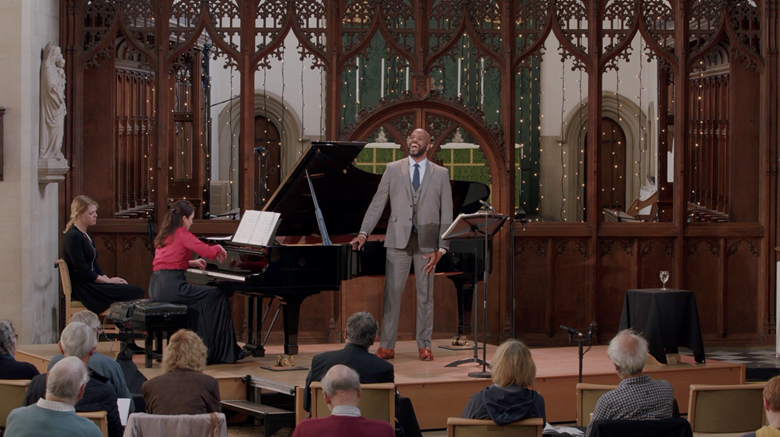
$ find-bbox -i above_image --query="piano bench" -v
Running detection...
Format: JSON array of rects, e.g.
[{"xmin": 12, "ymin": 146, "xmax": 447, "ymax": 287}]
[
  {"xmin": 221, "ymin": 400, "xmax": 295, "ymax": 437},
  {"xmin": 128, "ymin": 301, "xmax": 189, "ymax": 368}
]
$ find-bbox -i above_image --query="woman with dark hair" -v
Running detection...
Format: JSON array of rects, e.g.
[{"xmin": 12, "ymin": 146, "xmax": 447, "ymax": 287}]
[
  {"xmin": 149, "ymin": 200, "xmax": 246, "ymax": 364},
  {"xmin": 62, "ymin": 195, "xmax": 145, "ymax": 314}
]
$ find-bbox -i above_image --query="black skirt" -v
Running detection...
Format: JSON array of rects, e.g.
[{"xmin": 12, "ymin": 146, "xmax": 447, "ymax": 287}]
[
  {"xmin": 148, "ymin": 269, "xmax": 241, "ymax": 364},
  {"xmin": 71, "ymin": 281, "xmax": 145, "ymax": 315}
]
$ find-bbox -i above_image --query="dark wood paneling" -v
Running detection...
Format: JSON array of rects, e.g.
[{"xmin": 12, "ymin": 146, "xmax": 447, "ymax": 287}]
[
  {"xmin": 685, "ymin": 239, "xmax": 721, "ymax": 335},
  {"xmin": 514, "ymin": 239, "xmax": 550, "ymax": 335},
  {"xmin": 92, "ymin": 234, "xmax": 118, "ymax": 278},
  {"xmin": 638, "ymin": 240, "xmax": 675, "ymax": 288},
  {"xmin": 598, "ymin": 239, "xmax": 634, "ymax": 335},
  {"xmin": 117, "ymin": 235, "xmax": 153, "ymax": 295},
  {"xmin": 725, "ymin": 239, "xmax": 760, "ymax": 334},
  {"xmin": 551, "ymin": 240, "xmax": 590, "ymax": 336},
  {"xmin": 730, "ymin": 61, "xmax": 761, "ymax": 222},
  {"xmin": 82, "ymin": 61, "xmax": 116, "ymax": 214}
]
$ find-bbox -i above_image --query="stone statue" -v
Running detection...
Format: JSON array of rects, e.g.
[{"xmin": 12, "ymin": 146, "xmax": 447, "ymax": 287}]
[{"xmin": 39, "ymin": 42, "xmax": 66, "ymax": 161}]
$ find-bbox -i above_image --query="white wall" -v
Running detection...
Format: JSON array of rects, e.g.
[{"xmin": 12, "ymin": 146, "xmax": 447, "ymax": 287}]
[
  {"xmin": 0, "ymin": 0, "xmax": 61, "ymax": 343},
  {"xmin": 538, "ymin": 33, "xmax": 659, "ymax": 221},
  {"xmin": 209, "ymin": 32, "xmax": 327, "ymax": 183}
]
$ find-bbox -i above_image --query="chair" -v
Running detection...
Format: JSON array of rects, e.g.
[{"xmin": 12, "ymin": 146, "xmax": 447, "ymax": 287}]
[
  {"xmin": 123, "ymin": 412, "xmax": 227, "ymax": 437},
  {"xmin": 77, "ymin": 411, "xmax": 108, "ymax": 437},
  {"xmin": 626, "ymin": 191, "xmax": 658, "ymax": 222},
  {"xmin": 687, "ymin": 383, "xmax": 767, "ymax": 434},
  {"xmin": 575, "ymin": 383, "xmax": 616, "ymax": 427},
  {"xmin": 0, "ymin": 379, "xmax": 30, "ymax": 427},
  {"xmin": 55, "ymin": 259, "xmax": 116, "ymax": 335},
  {"xmin": 588, "ymin": 418, "xmax": 692, "ymax": 437},
  {"xmin": 446, "ymin": 418, "xmax": 544, "ymax": 437},
  {"xmin": 309, "ymin": 381, "xmax": 395, "ymax": 424}
]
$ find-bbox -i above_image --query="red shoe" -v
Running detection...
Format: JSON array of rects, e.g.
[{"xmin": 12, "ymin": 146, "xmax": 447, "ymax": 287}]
[
  {"xmin": 376, "ymin": 347, "xmax": 395, "ymax": 359},
  {"xmin": 418, "ymin": 348, "xmax": 434, "ymax": 361}
]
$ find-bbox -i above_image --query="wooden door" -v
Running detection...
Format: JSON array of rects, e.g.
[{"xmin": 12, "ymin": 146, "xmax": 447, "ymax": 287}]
[
  {"xmin": 254, "ymin": 115, "xmax": 281, "ymax": 208},
  {"xmin": 599, "ymin": 117, "xmax": 627, "ymax": 210}
]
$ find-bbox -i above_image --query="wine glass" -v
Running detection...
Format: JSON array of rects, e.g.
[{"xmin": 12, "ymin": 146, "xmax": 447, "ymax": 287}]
[{"xmin": 659, "ymin": 271, "xmax": 670, "ymax": 290}]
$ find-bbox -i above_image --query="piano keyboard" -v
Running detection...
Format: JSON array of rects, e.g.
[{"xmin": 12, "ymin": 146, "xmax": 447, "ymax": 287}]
[{"xmin": 186, "ymin": 268, "xmax": 246, "ymax": 282}]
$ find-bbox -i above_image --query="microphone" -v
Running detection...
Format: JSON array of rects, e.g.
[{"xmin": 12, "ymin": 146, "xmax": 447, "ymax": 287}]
[
  {"xmin": 254, "ymin": 146, "xmax": 267, "ymax": 155},
  {"xmin": 588, "ymin": 322, "xmax": 596, "ymax": 337},
  {"xmin": 479, "ymin": 199, "xmax": 495, "ymax": 211},
  {"xmin": 560, "ymin": 325, "xmax": 583, "ymax": 336}
]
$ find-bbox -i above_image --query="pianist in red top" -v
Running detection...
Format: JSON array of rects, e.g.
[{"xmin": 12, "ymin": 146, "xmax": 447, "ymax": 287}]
[{"xmin": 148, "ymin": 200, "xmax": 248, "ymax": 364}]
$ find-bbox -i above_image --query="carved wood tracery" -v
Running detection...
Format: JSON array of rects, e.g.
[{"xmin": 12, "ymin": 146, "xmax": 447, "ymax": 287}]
[{"xmin": 61, "ymin": 0, "xmax": 777, "ymax": 346}]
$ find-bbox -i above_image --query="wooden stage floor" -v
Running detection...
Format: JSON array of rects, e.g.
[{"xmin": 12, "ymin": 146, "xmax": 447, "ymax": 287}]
[{"xmin": 17, "ymin": 339, "xmax": 745, "ymax": 430}]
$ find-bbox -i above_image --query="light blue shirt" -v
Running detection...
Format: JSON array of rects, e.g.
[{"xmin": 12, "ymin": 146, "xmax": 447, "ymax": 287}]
[
  {"xmin": 331, "ymin": 404, "xmax": 361, "ymax": 417},
  {"xmin": 408, "ymin": 157, "xmax": 428, "ymax": 186}
]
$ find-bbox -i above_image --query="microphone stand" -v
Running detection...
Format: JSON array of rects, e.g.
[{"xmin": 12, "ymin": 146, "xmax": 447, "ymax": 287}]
[{"xmin": 561, "ymin": 324, "xmax": 595, "ymax": 383}]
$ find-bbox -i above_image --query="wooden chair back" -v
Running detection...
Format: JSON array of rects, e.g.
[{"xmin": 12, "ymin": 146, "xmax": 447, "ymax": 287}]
[
  {"xmin": 446, "ymin": 418, "xmax": 544, "ymax": 437},
  {"xmin": 124, "ymin": 412, "xmax": 227, "ymax": 437},
  {"xmin": 309, "ymin": 381, "xmax": 395, "ymax": 424},
  {"xmin": 687, "ymin": 383, "xmax": 767, "ymax": 433},
  {"xmin": 77, "ymin": 411, "xmax": 108, "ymax": 437},
  {"xmin": 626, "ymin": 191, "xmax": 658, "ymax": 222},
  {"xmin": 576, "ymin": 383, "xmax": 616, "ymax": 427},
  {"xmin": 0, "ymin": 379, "xmax": 30, "ymax": 427},
  {"xmin": 56, "ymin": 259, "xmax": 85, "ymax": 324},
  {"xmin": 55, "ymin": 259, "xmax": 115, "ymax": 334}
]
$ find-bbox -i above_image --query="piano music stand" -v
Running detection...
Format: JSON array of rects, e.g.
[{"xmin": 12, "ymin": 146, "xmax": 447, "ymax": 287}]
[{"xmin": 442, "ymin": 212, "xmax": 508, "ymax": 377}]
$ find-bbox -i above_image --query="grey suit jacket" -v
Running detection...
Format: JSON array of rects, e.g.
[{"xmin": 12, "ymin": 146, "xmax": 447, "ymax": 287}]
[{"xmin": 359, "ymin": 158, "xmax": 453, "ymax": 253}]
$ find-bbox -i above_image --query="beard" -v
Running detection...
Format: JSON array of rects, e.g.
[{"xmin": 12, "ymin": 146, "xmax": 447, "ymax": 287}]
[{"xmin": 409, "ymin": 144, "xmax": 428, "ymax": 158}]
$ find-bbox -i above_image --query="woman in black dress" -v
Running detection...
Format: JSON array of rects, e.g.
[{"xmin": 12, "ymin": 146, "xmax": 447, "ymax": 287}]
[{"xmin": 62, "ymin": 195, "xmax": 145, "ymax": 314}]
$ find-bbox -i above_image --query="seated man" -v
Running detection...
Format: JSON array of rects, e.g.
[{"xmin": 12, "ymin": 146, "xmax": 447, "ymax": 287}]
[
  {"xmin": 293, "ymin": 365, "xmax": 394, "ymax": 437},
  {"xmin": 742, "ymin": 375, "xmax": 780, "ymax": 437},
  {"xmin": 5, "ymin": 357, "xmax": 102, "ymax": 437},
  {"xmin": 585, "ymin": 329, "xmax": 675, "ymax": 437},
  {"xmin": 24, "ymin": 322, "xmax": 123, "ymax": 437},
  {"xmin": 303, "ymin": 311, "xmax": 420, "ymax": 437},
  {"xmin": 48, "ymin": 310, "xmax": 135, "ymax": 413}
]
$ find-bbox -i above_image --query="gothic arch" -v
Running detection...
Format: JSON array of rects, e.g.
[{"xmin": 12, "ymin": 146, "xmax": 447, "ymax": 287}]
[
  {"xmin": 561, "ymin": 92, "xmax": 654, "ymax": 221},
  {"xmin": 217, "ymin": 91, "xmax": 307, "ymax": 208},
  {"xmin": 344, "ymin": 98, "xmax": 508, "ymax": 211}
]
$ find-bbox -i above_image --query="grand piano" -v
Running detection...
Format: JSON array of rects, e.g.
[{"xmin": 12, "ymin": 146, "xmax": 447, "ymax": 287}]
[{"xmin": 185, "ymin": 141, "xmax": 489, "ymax": 356}]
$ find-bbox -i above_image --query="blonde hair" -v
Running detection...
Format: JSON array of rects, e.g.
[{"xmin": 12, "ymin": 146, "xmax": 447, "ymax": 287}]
[
  {"xmin": 64, "ymin": 195, "xmax": 98, "ymax": 233},
  {"xmin": 491, "ymin": 339, "xmax": 536, "ymax": 387},
  {"xmin": 162, "ymin": 329, "xmax": 207, "ymax": 373},
  {"xmin": 765, "ymin": 375, "xmax": 780, "ymax": 412}
]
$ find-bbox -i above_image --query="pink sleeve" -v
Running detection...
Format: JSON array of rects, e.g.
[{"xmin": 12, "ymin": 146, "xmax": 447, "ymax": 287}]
[{"xmin": 176, "ymin": 228, "xmax": 222, "ymax": 260}]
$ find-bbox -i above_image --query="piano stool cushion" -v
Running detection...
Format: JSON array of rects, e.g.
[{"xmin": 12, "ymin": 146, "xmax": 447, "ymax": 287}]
[{"xmin": 129, "ymin": 300, "xmax": 189, "ymax": 332}]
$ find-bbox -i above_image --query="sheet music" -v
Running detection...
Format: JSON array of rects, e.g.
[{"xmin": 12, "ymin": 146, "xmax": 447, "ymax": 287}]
[{"xmin": 232, "ymin": 210, "xmax": 281, "ymax": 247}]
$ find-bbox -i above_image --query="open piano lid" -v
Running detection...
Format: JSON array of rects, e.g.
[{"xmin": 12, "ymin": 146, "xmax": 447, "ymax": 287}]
[{"xmin": 262, "ymin": 141, "xmax": 490, "ymax": 237}]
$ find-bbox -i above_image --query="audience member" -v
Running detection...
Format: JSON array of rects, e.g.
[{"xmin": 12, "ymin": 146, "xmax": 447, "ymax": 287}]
[
  {"xmin": 5, "ymin": 357, "xmax": 102, "ymax": 437},
  {"xmin": 142, "ymin": 329, "xmax": 221, "ymax": 415},
  {"xmin": 462, "ymin": 339, "xmax": 546, "ymax": 425},
  {"xmin": 0, "ymin": 320, "xmax": 39, "ymax": 379},
  {"xmin": 585, "ymin": 329, "xmax": 675, "ymax": 437},
  {"xmin": 303, "ymin": 311, "xmax": 421, "ymax": 437},
  {"xmin": 48, "ymin": 311, "xmax": 134, "ymax": 412},
  {"xmin": 23, "ymin": 322, "xmax": 122, "ymax": 437},
  {"xmin": 293, "ymin": 365, "xmax": 394, "ymax": 437},
  {"xmin": 742, "ymin": 375, "xmax": 780, "ymax": 437}
]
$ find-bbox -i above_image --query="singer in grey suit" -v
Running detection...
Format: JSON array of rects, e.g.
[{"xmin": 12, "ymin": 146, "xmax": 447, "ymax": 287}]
[{"xmin": 351, "ymin": 129, "xmax": 453, "ymax": 361}]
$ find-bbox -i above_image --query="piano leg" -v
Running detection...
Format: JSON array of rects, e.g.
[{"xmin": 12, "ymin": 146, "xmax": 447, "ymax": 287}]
[
  {"xmin": 244, "ymin": 295, "xmax": 265, "ymax": 357},
  {"xmin": 281, "ymin": 299, "xmax": 303, "ymax": 355}
]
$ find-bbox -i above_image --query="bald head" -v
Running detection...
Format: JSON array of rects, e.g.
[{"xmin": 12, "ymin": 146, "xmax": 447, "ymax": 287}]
[
  {"xmin": 47, "ymin": 356, "xmax": 88, "ymax": 405},
  {"xmin": 607, "ymin": 329, "xmax": 648, "ymax": 377},
  {"xmin": 321, "ymin": 364, "xmax": 361, "ymax": 408}
]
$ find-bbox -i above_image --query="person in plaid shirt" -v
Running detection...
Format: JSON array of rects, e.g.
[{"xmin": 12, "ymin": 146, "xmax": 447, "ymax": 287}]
[{"xmin": 585, "ymin": 329, "xmax": 675, "ymax": 437}]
